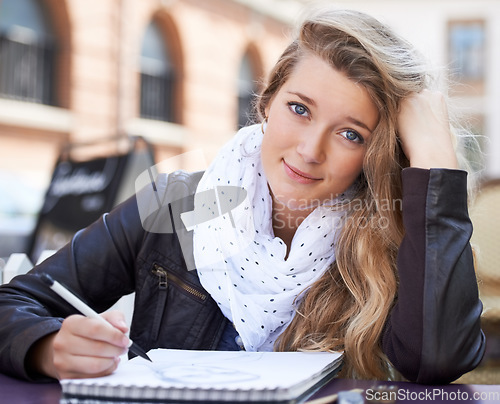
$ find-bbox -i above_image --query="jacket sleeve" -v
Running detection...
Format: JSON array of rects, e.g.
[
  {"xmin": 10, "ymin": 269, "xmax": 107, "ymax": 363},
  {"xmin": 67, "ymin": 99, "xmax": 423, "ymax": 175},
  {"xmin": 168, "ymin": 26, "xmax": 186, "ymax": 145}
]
[
  {"xmin": 0, "ymin": 171, "xmax": 207, "ymax": 381},
  {"xmin": 382, "ymin": 167, "xmax": 485, "ymax": 384},
  {"xmin": 0, "ymin": 192, "xmax": 144, "ymax": 381}
]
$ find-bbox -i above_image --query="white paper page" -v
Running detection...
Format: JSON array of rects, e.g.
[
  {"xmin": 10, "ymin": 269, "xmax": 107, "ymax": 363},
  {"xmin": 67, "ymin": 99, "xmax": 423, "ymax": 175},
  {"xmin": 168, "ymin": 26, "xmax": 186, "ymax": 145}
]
[{"xmin": 62, "ymin": 349, "xmax": 342, "ymax": 391}]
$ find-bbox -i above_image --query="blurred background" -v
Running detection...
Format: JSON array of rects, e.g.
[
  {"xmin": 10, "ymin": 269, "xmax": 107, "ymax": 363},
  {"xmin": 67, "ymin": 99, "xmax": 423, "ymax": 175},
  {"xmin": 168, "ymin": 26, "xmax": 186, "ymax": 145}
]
[{"xmin": 0, "ymin": 0, "xmax": 498, "ymax": 256}]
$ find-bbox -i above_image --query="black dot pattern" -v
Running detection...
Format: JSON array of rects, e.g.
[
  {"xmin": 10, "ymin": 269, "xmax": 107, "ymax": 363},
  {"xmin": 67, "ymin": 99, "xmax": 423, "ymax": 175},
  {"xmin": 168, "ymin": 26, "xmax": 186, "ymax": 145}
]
[{"xmin": 191, "ymin": 124, "xmax": 350, "ymax": 352}]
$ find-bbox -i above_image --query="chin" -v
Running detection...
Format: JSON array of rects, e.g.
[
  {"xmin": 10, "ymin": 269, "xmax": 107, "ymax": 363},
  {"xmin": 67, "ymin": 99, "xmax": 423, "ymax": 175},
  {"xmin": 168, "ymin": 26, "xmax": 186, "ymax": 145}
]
[{"xmin": 273, "ymin": 194, "xmax": 320, "ymax": 212}]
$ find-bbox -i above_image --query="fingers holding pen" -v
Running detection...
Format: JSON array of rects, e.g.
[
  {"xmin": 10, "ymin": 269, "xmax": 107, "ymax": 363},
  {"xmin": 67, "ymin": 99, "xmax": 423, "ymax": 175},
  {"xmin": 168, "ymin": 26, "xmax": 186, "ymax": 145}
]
[
  {"xmin": 53, "ymin": 350, "xmax": 121, "ymax": 380},
  {"xmin": 52, "ymin": 314, "xmax": 129, "ymax": 379},
  {"xmin": 101, "ymin": 310, "xmax": 130, "ymax": 334}
]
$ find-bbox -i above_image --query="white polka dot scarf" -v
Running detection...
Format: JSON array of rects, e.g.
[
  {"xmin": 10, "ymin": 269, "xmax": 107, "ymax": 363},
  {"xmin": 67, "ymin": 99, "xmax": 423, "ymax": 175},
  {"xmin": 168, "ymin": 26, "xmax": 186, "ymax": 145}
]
[{"xmin": 192, "ymin": 124, "xmax": 348, "ymax": 351}]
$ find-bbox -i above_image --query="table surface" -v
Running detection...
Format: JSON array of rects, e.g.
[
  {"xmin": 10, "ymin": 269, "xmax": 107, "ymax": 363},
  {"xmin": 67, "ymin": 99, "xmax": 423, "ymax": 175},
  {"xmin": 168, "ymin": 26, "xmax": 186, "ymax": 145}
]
[{"xmin": 1, "ymin": 372, "xmax": 499, "ymax": 404}]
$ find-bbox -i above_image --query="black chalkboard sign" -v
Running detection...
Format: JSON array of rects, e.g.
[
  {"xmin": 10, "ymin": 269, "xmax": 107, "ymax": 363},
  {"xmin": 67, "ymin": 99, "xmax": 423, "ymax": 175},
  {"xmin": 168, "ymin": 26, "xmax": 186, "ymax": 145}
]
[{"xmin": 27, "ymin": 136, "xmax": 154, "ymax": 262}]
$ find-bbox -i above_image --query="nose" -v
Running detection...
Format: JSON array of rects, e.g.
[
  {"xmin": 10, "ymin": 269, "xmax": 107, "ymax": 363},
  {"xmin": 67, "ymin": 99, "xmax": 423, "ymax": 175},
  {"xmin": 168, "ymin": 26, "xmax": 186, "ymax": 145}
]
[{"xmin": 296, "ymin": 127, "xmax": 327, "ymax": 164}]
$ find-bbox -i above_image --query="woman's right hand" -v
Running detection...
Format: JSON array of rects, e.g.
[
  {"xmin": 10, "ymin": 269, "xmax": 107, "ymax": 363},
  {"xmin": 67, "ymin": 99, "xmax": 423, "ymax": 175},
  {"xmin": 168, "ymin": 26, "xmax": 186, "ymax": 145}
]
[{"xmin": 29, "ymin": 311, "xmax": 130, "ymax": 380}]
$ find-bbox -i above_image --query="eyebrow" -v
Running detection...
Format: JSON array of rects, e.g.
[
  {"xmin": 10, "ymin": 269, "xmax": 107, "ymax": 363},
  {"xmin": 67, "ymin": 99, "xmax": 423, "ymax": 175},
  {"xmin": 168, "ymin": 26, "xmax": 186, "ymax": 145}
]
[
  {"xmin": 286, "ymin": 91, "xmax": 376, "ymax": 133},
  {"xmin": 346, "ymin": 117, "xmax": 375, "ymax": 133},
  {"xmin": 287, "ymin": 91, "xmax": 316, "ymax": 107}
]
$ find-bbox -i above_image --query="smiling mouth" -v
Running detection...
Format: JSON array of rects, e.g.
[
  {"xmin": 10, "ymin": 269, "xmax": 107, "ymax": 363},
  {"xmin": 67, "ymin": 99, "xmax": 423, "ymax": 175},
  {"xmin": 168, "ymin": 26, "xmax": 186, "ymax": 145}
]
[{"xmin": 282, "ymin": 160, "xmax": 321, "ymax": 184}]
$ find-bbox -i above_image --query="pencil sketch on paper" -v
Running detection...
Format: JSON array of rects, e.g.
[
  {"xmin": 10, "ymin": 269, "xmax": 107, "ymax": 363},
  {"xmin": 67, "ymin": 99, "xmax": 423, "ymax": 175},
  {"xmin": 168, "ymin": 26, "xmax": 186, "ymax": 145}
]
[
  {"xmin": 147, "ymin": 351, "xmax": 265, "ymax": 386},
  {"xmin": 154, "ymin": 364, "xmax": 260, "ymax": 385}
]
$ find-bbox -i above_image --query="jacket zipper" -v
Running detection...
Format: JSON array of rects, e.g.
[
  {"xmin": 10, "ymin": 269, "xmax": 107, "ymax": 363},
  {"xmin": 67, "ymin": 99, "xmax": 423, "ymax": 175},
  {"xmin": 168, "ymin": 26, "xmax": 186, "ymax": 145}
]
[
  {"xmin": 151, "ymin": 264, "xmax": 169, "ymax": 340},
  {"xmin": 151, "ymin": 263, "xmax": 208, "ymax": 340},
  {"xmin": 152, "ymin": 264, "xmax": 168, "ymax": 289},
  {"xmin": 165, "ymin": 270, "xmax": 207, "ymax": 301},
  {"xmin": 153, "ymin": 263, "xmax": 207, "ymax": 301}
]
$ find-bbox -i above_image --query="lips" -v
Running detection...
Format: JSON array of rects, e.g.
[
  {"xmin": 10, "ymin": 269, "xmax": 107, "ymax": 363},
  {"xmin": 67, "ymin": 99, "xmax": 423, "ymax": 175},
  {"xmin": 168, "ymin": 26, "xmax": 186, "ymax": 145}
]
[{"xmin": 282, "ymin": 160, "xmax": 321, "ymax": 184}]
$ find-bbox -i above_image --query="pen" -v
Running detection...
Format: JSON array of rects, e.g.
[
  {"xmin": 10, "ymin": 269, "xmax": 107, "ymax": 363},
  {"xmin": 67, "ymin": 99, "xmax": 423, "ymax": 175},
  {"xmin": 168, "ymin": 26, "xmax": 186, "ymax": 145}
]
[{"xmin": 40, "ymin": 272, "xmax": 152, "ymax": 362}]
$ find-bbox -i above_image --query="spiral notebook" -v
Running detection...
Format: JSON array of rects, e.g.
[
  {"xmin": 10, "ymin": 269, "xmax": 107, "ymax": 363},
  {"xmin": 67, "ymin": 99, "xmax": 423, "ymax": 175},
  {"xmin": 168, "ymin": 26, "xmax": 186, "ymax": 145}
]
[{"xmin": 60, "ymin": 349, "xmax": 343, "ymax": 403}]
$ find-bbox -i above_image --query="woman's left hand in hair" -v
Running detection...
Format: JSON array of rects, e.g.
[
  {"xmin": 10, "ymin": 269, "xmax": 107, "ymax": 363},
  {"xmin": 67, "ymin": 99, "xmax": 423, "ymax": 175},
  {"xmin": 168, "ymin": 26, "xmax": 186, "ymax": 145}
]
[{"xmin": 397, "ymin": 89, "xmax": 458, "ymax": 170}]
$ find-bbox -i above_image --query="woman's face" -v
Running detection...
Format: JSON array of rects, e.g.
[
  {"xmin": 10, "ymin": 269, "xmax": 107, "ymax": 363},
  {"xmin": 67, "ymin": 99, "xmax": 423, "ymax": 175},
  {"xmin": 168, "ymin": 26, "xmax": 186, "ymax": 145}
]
[{"xmin": 262, "ymin": 53, "xmax": 379, "ymax": 212}]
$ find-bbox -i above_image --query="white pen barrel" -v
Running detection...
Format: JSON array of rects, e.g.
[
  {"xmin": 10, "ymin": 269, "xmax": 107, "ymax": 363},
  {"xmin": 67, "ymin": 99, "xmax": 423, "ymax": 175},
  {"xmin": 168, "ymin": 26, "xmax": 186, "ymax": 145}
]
[
  {"xmin": 43, "ymin": 275, "xmax": 146, "ymax": 358},
  {"xmin": 50, "ymin": 281, "xmax": 104, "ymax": 321}
]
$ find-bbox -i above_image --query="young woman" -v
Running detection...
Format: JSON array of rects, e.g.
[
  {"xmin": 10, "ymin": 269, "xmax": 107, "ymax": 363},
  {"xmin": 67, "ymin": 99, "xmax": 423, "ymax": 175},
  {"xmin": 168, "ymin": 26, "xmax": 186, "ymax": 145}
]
[{"xmin": 0, "ymin": 7, "xmax": 484, "ymax": 384}]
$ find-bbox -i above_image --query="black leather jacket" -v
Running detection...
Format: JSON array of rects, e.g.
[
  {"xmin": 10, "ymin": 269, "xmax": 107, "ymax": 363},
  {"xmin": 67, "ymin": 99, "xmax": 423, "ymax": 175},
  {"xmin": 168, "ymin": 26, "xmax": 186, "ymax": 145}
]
[{"xmin": 0, "ymin": 168, "xmax": 485, "ymax": 384}]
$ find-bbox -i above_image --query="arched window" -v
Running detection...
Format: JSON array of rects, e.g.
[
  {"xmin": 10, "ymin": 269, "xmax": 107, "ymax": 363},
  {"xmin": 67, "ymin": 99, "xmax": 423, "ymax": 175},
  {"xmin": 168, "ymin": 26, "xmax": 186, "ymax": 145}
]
[
  {"xmin": 0, "ymin": 0, "xmax": 55, "ymax": 105},
  {"xmin": 140, "ymin": 21, "xmax": 175, "ymax": 122},
  {"xmin": 237, "ymin": 52, "xmax": 258, "ymax": 128}
]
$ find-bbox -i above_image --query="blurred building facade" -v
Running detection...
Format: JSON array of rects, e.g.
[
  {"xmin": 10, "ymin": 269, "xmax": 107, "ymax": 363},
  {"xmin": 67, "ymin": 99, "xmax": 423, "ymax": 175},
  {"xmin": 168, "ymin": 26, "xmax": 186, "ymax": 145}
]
[
  {"xmin": 1, "ymin": 0, "xmax": 499, "ymax": 253},
  {"xmin": 0, "ymin": 0, "xmax": 295, "ymax": 184}
]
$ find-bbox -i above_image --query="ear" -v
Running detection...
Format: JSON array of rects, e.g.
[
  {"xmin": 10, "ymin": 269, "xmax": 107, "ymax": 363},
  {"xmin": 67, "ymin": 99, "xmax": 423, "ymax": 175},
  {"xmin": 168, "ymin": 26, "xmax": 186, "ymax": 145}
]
[{"xmin": 264, "ymin": 94, "xmax": 276, "ymax": 118}]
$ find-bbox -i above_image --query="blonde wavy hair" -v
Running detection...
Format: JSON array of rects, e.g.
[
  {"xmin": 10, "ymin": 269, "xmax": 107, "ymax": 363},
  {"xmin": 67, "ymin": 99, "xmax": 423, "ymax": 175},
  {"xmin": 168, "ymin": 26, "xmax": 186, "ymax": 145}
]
[{"xmin": 256, "ymin": 8, "xmax": 433, "ymax": 380}]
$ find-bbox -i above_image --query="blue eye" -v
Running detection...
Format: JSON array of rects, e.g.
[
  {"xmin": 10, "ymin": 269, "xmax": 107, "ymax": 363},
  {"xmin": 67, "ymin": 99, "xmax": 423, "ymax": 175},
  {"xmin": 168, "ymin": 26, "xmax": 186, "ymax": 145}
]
[
  {"xmin": 339, "ymin": 129, "xmax": 364, "ymax": 144},
  {"xmin": 288, "ymin": 102, "xmax": 309, "ymax": 117}
]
